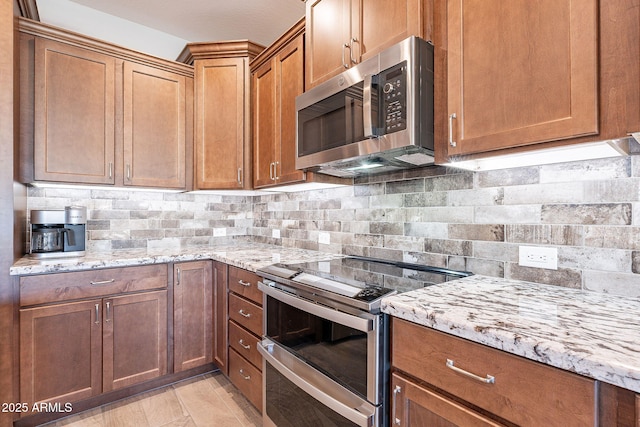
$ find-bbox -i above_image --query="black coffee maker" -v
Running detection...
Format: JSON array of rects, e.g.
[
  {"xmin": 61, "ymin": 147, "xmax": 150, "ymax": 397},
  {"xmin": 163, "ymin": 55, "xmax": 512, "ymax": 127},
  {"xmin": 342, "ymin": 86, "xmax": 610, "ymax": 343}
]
[{"xmin": 30, "ymin": 206, "xmax": 87, "ymax": 258}]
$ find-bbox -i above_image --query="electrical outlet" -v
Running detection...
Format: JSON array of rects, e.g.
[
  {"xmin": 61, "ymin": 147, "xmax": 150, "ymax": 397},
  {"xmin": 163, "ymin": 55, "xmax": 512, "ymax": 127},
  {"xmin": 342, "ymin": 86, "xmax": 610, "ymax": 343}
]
[
  {"xmin": 213, "ymin": 228, "xmax": 227, "ymax": 237},
  {"xmin": 272, "ymin": 229, "xmax": 280, "ymax": 239},
  {"xmin": 518, "ymin": 246, "xmax": 558, "ymax": 270},
  {"xmin": 318, "ymin": 232, "xmax": 331, "ymax": 245}
]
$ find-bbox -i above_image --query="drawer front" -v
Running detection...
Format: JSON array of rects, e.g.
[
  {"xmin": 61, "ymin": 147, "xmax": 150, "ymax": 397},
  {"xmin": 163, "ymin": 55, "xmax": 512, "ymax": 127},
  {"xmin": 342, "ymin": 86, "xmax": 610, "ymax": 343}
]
[
  {"xmin": 229, "ymin": 348, "xmax": 262, "ymax": 411},
  {"xmin": 228, "ymin": 266, "xmax": 262, "ymax": 305},
  {"xmin": 228, "ymin": 293, "xmax": 263, "ymax": 336},
  {"xmin": 392, "ymin": 318, "xmax": 596, "ymax": 427},
  {"xmin": 20, "ymin": 264, "xmax": 168, "ymax": 306},
  {"xmin": 229, "ymin": 320, "xmax": 262, "ymax": 370}
]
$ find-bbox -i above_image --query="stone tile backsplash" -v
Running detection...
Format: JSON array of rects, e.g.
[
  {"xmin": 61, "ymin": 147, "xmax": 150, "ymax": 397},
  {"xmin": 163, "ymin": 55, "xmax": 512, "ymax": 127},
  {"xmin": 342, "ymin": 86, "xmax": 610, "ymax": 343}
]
[{"xmin": 27, "ymin": 155, "xmax": 640, "ymax": 297}]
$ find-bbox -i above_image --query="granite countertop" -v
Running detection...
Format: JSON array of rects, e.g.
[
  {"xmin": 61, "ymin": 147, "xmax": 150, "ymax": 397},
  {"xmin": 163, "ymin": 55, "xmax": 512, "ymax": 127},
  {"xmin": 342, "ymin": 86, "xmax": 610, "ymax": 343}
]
[
  {"xmin": 381, "ymin": 274, "xmax": 640, "ymax": 393},
  {"xmin": 10, "ymin": 242, "xmax": 342, "ymax": 276}
]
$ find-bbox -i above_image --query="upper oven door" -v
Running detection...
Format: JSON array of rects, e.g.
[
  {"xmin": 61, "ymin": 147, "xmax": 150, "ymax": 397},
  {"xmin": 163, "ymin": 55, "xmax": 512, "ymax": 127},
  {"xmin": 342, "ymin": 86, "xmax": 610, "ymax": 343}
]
[{"xmin": 258, "ymin": 281, "xmax": 386, "ymax": 406}]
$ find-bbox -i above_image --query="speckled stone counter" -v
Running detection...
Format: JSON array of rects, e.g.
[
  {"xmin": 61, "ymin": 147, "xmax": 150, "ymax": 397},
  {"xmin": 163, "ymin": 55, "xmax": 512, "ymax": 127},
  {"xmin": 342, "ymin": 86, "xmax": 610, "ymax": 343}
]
[
  {"xmin": 10, "ymin": 242, "xmax": 342, "ymax": 276},
  {"xmin": 381, "ymin": 274, "xmax": 640, "ymax": 393}
]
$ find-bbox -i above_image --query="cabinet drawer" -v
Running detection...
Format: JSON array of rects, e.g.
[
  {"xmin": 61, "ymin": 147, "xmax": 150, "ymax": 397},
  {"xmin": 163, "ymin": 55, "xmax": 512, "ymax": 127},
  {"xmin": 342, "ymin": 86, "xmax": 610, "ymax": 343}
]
[
  {"xmin": 20, "ymin": 264, "xmax": 168, "ymax": 306},
  {"xmin": 229, "ymin": 292, "xmax": 263, "ymax": 336},
  {"xmin": 229, "ymin": 320, "xmax": 262, "ymax": 370},
  {"xmin": 228, "ymin": 266, "xmax": 262, "ymax": 305},
  {"xmin": 392, "ymin": 318, "xmax": 596, "ymax": 427},
  {"xmin": 229, "ymin": 348, "xmax": 262, "ymax": 411}
]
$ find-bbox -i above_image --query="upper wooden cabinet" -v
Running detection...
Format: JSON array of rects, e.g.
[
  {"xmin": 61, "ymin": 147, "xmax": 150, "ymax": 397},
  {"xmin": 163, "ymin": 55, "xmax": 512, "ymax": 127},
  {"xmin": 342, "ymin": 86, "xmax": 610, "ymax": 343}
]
[
  {"xmin": 305, "ymin": 0, "xmax": 427, "ymax": 88},
  {"xmin": 251, "ymin": 20, "xmax": 305, "ymax": 189},
  {"xmin": 179, "ymin": 41, "xmax": 264, "ymax": 190},
  {"xmin": 19, "ymin": 19, "xmax": 194, "ymax": 190},
  {"xmin": 32, "ymin": 38, "xmax": 116, "ymax": 185},
  {"xmin": 435, "ymin": 0, "xmax": 640, "ymax": 162},
  {"xmin": 123, "ymin": 62, "xmax": 189, "ymax": 189}
]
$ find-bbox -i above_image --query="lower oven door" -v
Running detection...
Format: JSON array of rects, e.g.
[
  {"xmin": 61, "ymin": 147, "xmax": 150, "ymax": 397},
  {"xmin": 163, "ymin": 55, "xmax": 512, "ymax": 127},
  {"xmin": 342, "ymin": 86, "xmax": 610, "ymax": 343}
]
[{"xmin": 258, "ymin": 338, "xmax": 381, "ymax": 427}]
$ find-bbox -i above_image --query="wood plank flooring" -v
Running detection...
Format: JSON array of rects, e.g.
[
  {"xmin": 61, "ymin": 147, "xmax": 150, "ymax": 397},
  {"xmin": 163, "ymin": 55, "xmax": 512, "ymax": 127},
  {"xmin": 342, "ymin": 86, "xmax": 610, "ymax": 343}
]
[{"xmin": 41, "ymin": 373, "xmax": 262, "ymax": 427}]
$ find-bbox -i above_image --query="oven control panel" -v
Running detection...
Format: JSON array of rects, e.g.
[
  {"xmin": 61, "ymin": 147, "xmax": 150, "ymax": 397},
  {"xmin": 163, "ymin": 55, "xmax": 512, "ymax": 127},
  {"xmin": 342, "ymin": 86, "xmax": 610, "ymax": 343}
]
[{"xmin": 379, "ymin": 61, "xmax": 407, "ymax": 134}]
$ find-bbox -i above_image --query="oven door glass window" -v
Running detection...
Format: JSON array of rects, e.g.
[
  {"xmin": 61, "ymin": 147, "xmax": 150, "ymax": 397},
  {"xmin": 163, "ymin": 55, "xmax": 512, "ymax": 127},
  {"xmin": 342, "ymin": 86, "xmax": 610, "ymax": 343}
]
[
  {"xmin": 266, "ymin": 295, "xmax": 368, "ymax": 399},
  {"xmin": 265, "ymin": 363, "xmax": 360, "ymax": 427}
]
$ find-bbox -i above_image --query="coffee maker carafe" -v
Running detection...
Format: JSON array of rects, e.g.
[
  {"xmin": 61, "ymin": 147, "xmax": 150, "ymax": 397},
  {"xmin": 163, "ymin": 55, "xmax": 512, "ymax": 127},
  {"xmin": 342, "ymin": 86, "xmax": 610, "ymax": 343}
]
[{"xmin": 30, "ymin": 206, "xmax": 87, "ymax": 258}]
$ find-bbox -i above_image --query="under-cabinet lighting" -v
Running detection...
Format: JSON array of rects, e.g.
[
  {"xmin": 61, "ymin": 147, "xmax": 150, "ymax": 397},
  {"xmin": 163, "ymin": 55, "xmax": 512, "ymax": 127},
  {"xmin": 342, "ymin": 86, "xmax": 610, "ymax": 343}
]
[
  {"xmin": 30, "ymin": 183, "xmax": 184, "ymax": 193},
  {"xmin": 346, "ymin": 163, "xmax": 385, "ymax": 171},
  {"xmin": 444, "ymin": 138, "xmax": 634, "ymax": 171}
]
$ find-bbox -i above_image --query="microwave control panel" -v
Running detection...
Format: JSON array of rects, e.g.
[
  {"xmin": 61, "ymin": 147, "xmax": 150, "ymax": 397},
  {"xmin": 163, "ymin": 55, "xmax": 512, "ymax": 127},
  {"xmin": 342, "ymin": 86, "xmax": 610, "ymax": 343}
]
[{"xmin": 379, "ymin": 61, "xmax": 407, "ymax": 134}]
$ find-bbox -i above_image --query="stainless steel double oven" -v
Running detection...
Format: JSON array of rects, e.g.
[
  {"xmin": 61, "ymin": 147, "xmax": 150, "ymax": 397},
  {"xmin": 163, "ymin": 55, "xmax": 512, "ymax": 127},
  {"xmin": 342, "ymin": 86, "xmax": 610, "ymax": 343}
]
[{"xmin": 256, "ymin": 257, "xmax": 471, "ymax": 427}]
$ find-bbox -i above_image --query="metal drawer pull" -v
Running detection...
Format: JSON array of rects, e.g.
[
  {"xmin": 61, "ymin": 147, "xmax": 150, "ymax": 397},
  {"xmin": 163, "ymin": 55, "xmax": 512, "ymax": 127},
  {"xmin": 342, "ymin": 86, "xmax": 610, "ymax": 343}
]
[
  {"xmin": 94, "ymin": 304, "xmax": 100, "ymax": 325},
  {"xmin": 446, "ymin": 359, "xmax": 495, "ymax": 384},
  {"xmin": 239, "ymin": 339, "xmax": 251, "ymax": 350},
  {"xmin": 238, "ymin": 309, "xmax": 251, "ymax": 318},
  {"xmin": 90, "ymin": 279, "xmax": 115, "ymax": 285},
  {"xmin": 393, "ymin": 385, "xmax": 402, "ymax": 425},
  {"xmin": 448, "ymin": 113, "xmax": 457, "ymax": 147},
  {"xmin": 238, "ymin": 279, "xmax": 251, "ymax": 287},
  {"xmin": 239, "ymin": 369, "xmax": 251, "ymax": 380},
  {"xmin": 105, "ymin": 302, "xmax": 111, "ymax": 323}
]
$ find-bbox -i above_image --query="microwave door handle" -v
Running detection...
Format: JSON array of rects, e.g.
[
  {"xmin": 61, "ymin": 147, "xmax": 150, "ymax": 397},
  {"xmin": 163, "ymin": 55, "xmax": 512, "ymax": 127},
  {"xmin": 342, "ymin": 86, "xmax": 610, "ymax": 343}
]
[{"xmin": 363, "ymin": 74, "xmax": 375, "ymax": 138}]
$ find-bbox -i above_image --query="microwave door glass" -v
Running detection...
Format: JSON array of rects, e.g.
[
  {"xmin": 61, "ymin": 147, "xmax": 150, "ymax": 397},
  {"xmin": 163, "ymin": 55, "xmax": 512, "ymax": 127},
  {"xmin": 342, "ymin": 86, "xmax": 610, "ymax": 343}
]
[{"xmin": 298, "ymin": 82, "xmax": 365, "ymax": 157}]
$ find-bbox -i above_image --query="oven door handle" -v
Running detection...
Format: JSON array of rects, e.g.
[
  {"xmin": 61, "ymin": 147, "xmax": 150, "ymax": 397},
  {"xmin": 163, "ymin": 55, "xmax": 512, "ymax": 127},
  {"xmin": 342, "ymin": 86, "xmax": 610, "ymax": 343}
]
[
  {"xmin": 259, "ymin": 282, "xmax": 374, "ymax": 333},
  {"xmin": 258, "ymin": 338, "xmax": 376, "ymax": 427}
]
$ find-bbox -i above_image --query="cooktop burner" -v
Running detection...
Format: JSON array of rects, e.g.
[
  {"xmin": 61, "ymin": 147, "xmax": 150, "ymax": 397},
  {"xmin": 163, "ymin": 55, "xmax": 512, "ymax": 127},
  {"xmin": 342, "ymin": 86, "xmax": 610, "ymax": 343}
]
[{"xmin": 257, "ymin": 256, "xmax": 472, "ymax": 312}]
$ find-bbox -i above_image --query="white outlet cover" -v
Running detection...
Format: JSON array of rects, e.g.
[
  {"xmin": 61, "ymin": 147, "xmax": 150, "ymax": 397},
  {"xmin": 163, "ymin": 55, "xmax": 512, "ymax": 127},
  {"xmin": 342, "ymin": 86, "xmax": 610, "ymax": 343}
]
[
  {"xmin": 318, "ymin": 232, "xmax": 330, "ymax": 245},
  {"xmin": 518, "ymin": 246, "xmax": 558, "ymax": 270},
  {"xmin": 272, "ymin": 229, "xmax": 281, "ymax": 239},
  {"xmin": 213, "ymin": 228, "xmax": 227, "ymax": 237}
]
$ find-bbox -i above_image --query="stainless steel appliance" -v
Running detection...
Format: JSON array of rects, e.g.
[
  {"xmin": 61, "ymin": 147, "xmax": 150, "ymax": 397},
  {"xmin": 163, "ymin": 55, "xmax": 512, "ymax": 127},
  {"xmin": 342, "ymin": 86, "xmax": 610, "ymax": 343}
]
[
  {"xmin": 296, "ymin": 36, "xmax": 434, "ymax": 177},
  {"xmin": 30, "ymin": 206, "xmax": 87, "ymax": 258},
  {"xmin": 256, "ymin": 257, "xmax": 471, "ymax": 427}
]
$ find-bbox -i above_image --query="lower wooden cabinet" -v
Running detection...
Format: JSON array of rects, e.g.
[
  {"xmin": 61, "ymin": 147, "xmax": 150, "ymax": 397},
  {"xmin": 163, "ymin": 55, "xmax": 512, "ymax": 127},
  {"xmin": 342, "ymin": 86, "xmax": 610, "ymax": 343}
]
[
  {"xmin": 227, "ymin": 266, "xmax": 263, "ymax": 412},
  {"xmin": 392, "ymin": 318, "xmax": 596, "ymax": 426},
  {"xmin": 19, "ymin": 265, "xmax": 168, "ymax": 411},
  {"xmin": 213, "ymin": 261, "xmax": 229, "ymax": 375},
  {"xmin": 20, "ymin": 290, "xmax": 167, "ymax": 406},
  {"xmin": 173, "ymin": 261, "xmax": 213, "ymax": 372},
  {"xmin": 391, "ymin": 372, "xmax": 505, "ymax": 427}
]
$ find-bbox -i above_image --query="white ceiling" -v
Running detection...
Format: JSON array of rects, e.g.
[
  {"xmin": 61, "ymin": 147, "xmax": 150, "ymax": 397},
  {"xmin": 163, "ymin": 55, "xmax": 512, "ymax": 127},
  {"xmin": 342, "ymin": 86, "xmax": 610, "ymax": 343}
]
[{"xmin": 34, "ymin": 0, "xmax": 306, "ymax": 60}]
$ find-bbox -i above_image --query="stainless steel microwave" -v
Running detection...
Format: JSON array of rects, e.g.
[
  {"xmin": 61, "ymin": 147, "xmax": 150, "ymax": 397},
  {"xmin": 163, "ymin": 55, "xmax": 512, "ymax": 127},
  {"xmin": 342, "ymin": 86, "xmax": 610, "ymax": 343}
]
[{"xmin": 295, "ymin": 36, "xmax": 434, "ymax": 177}]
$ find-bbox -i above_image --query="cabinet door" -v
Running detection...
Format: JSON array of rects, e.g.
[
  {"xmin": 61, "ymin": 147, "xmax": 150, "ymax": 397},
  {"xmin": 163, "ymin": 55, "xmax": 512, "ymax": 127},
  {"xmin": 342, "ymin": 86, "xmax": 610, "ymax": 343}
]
[
  {"xmin": 274, "ymin": 34, "xmax": 306, "ymax": 186},
  {"xmin": 123, "ymin": 62, "xmax": 187, "ymax": 189},
  {"xmin": 195, "ymin": 58, "xmax": 249, "ymax": 189},
  {"xmin": 103, "ymin": 290, "xmax": 168, "ymax": 391},
  {"xmin": 213, "ymin": 261, "xmax": 228, "ymax": 375},
  {"xmin": 34, "ymin": 38, "xmax": 116, "ymax": 184},
  {"xmin": 20, "ymin": 300, "xmax": 102, "ymax": 405},
  {"xmin": 252, "ymin": 59, "xmax": 277, "ymax": 188},
  {"xmin": 391, "ymin": 372, "xmax": 505, "ymax": 427},
  {"xmin": 358, "ymin": 0, "xmax": 423, "ymax": 62},
  {"xmin": 446, "ymin": 0, "xmax": 598, "ymax": 156},
  {"xmin": 305, "ymin": 0, "xmax": 352, "ymax": 88},
  {"xmin": 174, "ymin": 261, "xmax": 213, "ymax": 372}
]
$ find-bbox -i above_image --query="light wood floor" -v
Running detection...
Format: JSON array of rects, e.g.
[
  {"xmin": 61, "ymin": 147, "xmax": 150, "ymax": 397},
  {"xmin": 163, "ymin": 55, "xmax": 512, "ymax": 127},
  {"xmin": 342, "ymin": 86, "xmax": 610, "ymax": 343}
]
[{"xmin": 41, "ymin": 372, "xmax": 262, "ymax": 427}]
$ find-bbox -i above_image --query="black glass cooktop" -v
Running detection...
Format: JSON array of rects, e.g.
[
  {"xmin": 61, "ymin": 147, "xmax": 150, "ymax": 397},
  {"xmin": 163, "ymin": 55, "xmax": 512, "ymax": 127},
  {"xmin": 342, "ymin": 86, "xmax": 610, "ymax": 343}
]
[{"xmin": 258, "ymin": 256, "xmax": 472, "ymax": 306}]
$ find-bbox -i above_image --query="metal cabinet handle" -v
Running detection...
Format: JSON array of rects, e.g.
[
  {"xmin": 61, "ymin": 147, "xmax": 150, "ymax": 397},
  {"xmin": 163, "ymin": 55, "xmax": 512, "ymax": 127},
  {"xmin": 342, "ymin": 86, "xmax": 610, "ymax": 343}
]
[
  {"xmin": 349, "ymin": 37, "xmax": 359, "ymax": 64},
  {"xmin": 393, "ymin": 385, "xmax": 402, "ymax": 425},
  {"xmin": 105, "ymin": 302, "xmax": 111, "ymax": 323},
  {"xmin": 449, "ymin": 113, "xmax": 457, "ymax": 147},
  {"xmin": 446, "ymin": 359, "xmax": 495, "ymax": 384},
  {"xmin": 176, "ymin": 267, "xmax": 181, "ymax": 286},
  {"xmin": 90, "ymin": 279, "xmax": 115, "ymax": 286},
  {"xmin": 108, "ymin": 162, "xmax": 113, "ymax": 179},
  {"xmin": 237, "ymin": 168, "xmax": 242, "ymax": 185},
  {"xmin": 239, "ymin": 309, "xmax": 251, "ymax": 318},
  {"xmin": 239, "ymin": 369, "xmax": 251, "ymax": 380},
  {"xmin": 273, "ymin": 161, "xmax": 279, "ymax": 180},
  {"xmin": 239, "ymin": 339, "xmax": 251, "ymax": 350},
  {"xmin": 126, "ymin": 164, "xmax": 131, "ymax": 181},
  {"xmin": 342, "ymin": 43, "xmax": 350, "ymax": 69},
  {"xmin": 238, "ymin": 279, "xmax": 251, "ymax": 287},
  {"xmin": 94, "ymin": 304, "xmax": 100, "ymax": 325}
]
